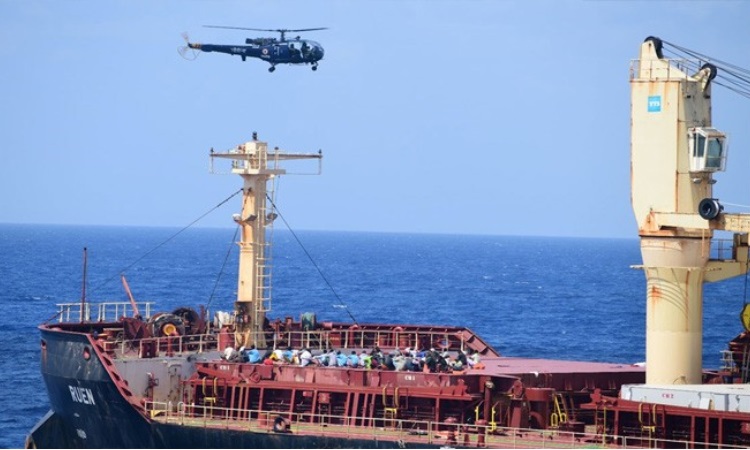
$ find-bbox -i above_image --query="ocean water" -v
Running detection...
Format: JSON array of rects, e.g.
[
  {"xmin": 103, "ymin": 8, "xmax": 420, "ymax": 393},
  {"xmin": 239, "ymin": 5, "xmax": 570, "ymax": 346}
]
[{"xmin": 0, "ymin": 224, "xmax": 745, "ymax": 448}]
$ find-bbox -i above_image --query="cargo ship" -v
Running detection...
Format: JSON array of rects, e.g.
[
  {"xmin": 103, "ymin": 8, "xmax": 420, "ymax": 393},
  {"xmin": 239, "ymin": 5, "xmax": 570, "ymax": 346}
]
[{"xmin": 26, "ymin": 37, "xmax": 750, "ymax": 448}]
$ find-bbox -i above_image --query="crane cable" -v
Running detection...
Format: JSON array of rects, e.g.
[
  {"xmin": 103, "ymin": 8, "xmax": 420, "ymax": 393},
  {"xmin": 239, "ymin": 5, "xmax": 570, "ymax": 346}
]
[{"xmin": 660, "ymin": 39, "xmax": 750, "ymax": 100}]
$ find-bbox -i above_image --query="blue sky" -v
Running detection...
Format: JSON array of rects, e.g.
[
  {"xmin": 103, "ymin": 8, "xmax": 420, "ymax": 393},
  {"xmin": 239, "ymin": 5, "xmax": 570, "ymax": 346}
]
[{"xmin": 1, "ymin": 1, "xmax": 748, "ymax": 238}]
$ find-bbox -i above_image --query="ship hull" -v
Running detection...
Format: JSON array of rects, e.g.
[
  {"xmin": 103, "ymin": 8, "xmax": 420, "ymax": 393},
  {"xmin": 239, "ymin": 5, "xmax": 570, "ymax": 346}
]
[
  {"xmin": 32, "ymin": 310, "xmax": 657, "ymax": 448},
  {"xmin": 38, "ymin": 328, "xmax": 156, "ymax": 447},
  {"xmin": 35, "ymin": 328, "xmax": 445, "ymax": 448},
  {"xmin": 28, "ymin": 411, "xmax": 438, "ymax": 449},
  {"xmin": 26, "ymin": 410, "xmax": 78, "ymax": 449}
]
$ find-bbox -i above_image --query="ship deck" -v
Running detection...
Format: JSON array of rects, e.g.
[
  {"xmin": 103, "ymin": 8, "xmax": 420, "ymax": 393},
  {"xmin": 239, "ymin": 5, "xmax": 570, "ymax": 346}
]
[
  {"xmin": 150, "ymin": 411, "xmax": 607, "ymax": 448},
  {"xmin": 42, "ymin": 305, "xmax": 655, "ymax": 448}
]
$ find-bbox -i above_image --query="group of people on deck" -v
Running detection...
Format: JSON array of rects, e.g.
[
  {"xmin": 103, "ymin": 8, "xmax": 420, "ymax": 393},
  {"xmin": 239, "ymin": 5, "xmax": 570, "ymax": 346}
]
[{"xmin": 222, "ymin": 344, "xmax": 483, "ymax": 373}]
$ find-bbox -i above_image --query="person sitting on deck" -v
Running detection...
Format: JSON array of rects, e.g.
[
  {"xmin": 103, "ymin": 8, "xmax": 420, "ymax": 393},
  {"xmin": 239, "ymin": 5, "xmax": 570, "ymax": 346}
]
[
  {"xmin": 371, "ymin": 346, "xmax": 384, "ymax": 363},
  {"xmin": 247, "ymin": 345, "xmax": 261, "ymax": 364},
  {"xmin": 313, "ymin": 350, "xmax": 330, "ymax": 366},
  {"xmin": 383, "ymin": 351, "xmax": 396, "ymax": 370},
  {"xmin": 347, "ymin": 350, "xmax": 359, "ymax": 367},
  {"xmin": 453, "ymin": 349, "xmax": 467, "ymax": 371},
  {"xmin": 369, "ymin": 351, "xmax": 381, "ymax": 369},
  {"xmin": 324, "ymin": 349, "xmax": 338, "ymax": 366},
  {"xmin": 299, "ymin": 348, "xmax": 313, "ymax": 367},
  {"xmin": 404, "ymin": 356, "xmax": 421, "ymax": 372},
  {"xmin": 468, "ymin": 349, "xmax": 484, "ymax": 369},
  {"xmin": 261, "ymin": 346, "xmax": 275, "ymax": 365},
  {"xmin": 291, "ymin": 349, "xmax": 300, "ymax": 365},
  {"xmin": 438, "ymin": 351, "xmax": 452, "ymax": 373},
  {"xmin": 282, "ymin": 347, "xmax": 294, "ymax": 364},
  {"xmin": 370, "ymin": 345, "xmax": 383, "ymax": 369},
  {"xmin": 222, "ymin": 346, "xmax": 238, "ymax": 361},
  {"xmin": 335, "ymin": 350, "xmax": 347, "ymax": 367},
  {"xmin": 424, "ymin": 348, "xmax": 438, "ymax": 373},
  {"xmin": 359, "ymin": 350, "xmax": 372, "ymax": 369},
  {"xmin": 392, "ymin": 352, "xmax": 407, "ymax": 371}
]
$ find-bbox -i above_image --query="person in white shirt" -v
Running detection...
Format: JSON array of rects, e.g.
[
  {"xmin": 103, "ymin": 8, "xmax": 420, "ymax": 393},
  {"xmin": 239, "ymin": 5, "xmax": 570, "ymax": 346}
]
[{"xmin": 299, "ymin": 348, "xmax": 313, "ymax": 366}]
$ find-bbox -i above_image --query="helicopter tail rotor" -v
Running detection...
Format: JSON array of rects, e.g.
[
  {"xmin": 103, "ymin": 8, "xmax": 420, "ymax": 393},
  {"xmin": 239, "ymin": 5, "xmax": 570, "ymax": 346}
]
[{"xmin": 178, "ymin": 32, "xmax": 199, "ymax": 61}]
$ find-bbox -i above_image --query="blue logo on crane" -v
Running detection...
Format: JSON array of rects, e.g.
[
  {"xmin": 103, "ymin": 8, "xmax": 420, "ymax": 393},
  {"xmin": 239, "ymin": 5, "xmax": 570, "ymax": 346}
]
[{"xmin": 648, "ymin": 96, "xmax": 662, "ymax": 112}]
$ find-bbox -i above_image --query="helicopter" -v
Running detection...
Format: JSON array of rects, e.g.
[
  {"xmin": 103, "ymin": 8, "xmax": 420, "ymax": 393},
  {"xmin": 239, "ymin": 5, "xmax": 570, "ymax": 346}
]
[{"xmin": 179, "ymin": 26, "xmax": 326, "ymax": 72}]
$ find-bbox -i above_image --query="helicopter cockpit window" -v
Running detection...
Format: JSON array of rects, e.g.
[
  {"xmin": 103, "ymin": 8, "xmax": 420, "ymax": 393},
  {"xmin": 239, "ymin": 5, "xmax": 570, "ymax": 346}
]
[{"xmin": 292, "ymin": 42, "xmax": 311, "ymax": 61}]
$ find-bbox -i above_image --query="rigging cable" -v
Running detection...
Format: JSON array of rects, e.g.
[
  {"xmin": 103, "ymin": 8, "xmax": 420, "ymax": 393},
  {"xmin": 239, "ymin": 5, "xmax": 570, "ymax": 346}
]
[
  {"xmin": 206, "ymin": 224, "xmax": 240, "ymax": 311},
  {"xmin": 660, "ymin": 39, "xmax": 750, "ymax": 100},
  {"xmin": 89, "ymin": 189, "xmax": 243, "ymax": 297},
  {"xmin": 265, "ymin": 193, "xmax": 359, "ymax": 325},
  {"xmin": 719, "ymin": 202, "xmax": 750, "ymax": 209},
  {"xmin": 203, "ymin": 187, "xmax": 255, "ymax": 312}
]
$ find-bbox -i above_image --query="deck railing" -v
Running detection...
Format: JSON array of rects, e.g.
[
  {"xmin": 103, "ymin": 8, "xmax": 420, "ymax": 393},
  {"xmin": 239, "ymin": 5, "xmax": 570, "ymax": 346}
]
[
  {"xmin": 107, "ymin": 333, "xmax": 220, "ymax": 357},
  {"xmin": 56, "ymin": 302, "xmax": 154, "ymax": 323},
  {"xmin": 107, "ymin": 326, "xmax": 491, "ymax": 360},
  {"xmin": 630, "ymin": 57, "xmax": 702, "ymax": 81},
  {"xmin": 143, "ymin": 401, "xmax": 747, "ymax": 449},
  {"xmin": 266, "ymin": 328, "xmax": 482, "ymax": 354}
]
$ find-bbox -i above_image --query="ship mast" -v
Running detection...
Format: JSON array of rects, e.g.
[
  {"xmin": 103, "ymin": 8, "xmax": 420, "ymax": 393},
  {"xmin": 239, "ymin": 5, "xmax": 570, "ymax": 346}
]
[
  {"xmin": 210, "ymin": 133, "xmax": 322, "ymax": 349},
  {"xmin": 631, "ymin": 38, "xmax": 750, "ymax": 384}
]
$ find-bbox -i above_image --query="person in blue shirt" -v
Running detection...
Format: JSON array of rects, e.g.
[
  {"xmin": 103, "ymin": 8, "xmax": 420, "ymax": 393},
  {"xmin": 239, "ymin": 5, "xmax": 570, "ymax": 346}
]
[
  {"xmin": 347, "ymin": 350, "xmax": 359, "ymax": 367},
  {"xmin": 247, "ymin": 345, "xmax": 261, "ymax": 364},
  {"xmin": 335, "ymin": 350, "xmax": 347, "ymax": 367},
  {"xmin": 282, "ymin": 347, "xmax": 294, "ymax": 364}
]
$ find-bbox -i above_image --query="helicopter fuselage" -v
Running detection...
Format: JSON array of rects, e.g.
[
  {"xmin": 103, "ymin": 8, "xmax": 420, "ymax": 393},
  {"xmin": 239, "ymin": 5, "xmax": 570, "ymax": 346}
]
[{"xmin": 188, "ymin": 38, "xmax": 324, "ymax": 72}]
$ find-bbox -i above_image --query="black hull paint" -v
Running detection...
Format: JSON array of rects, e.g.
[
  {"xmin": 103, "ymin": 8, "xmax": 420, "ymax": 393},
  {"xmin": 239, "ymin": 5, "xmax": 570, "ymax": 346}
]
[
  {"xmin": 38, "ymin": 328, "xmax": 156, "ymax": 447},
  {"xmin": 26, "ymin": 410, "xmax": 78, "ymax": 448},
  {"xmin": 33, "ymin": 328, "xmax": 436, "ymax": 449}
]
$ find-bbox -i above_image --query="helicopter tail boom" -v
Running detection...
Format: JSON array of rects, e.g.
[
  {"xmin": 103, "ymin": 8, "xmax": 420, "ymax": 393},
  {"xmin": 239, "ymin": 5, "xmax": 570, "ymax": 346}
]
[{"xmin": 187, "ymin": 43, "xmax": 262, "ymax": 60}]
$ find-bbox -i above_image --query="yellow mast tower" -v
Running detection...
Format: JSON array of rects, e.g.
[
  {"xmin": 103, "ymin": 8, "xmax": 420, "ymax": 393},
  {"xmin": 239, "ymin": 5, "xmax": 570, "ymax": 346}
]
[
  {"xmin": 631, "ymin": 37, "xmax": 749, "ymax": 385},
  {"xmin": 210, "ymin": 133, "xmax": 322, "ymax": 349}
]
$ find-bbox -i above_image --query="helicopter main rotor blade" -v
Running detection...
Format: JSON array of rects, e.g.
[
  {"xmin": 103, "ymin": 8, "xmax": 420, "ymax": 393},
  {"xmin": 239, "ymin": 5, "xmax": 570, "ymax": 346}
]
[
  {"xmin": 203, "ymin": 25, "xmax": 328, "ymax": 33},
  {"xmin": 204, "ymin": 25, "xmax": 277, "ymax": 32},
  {"xmin": 286, "ymin": 27, "xmax": 328, "ymax": 32}
]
